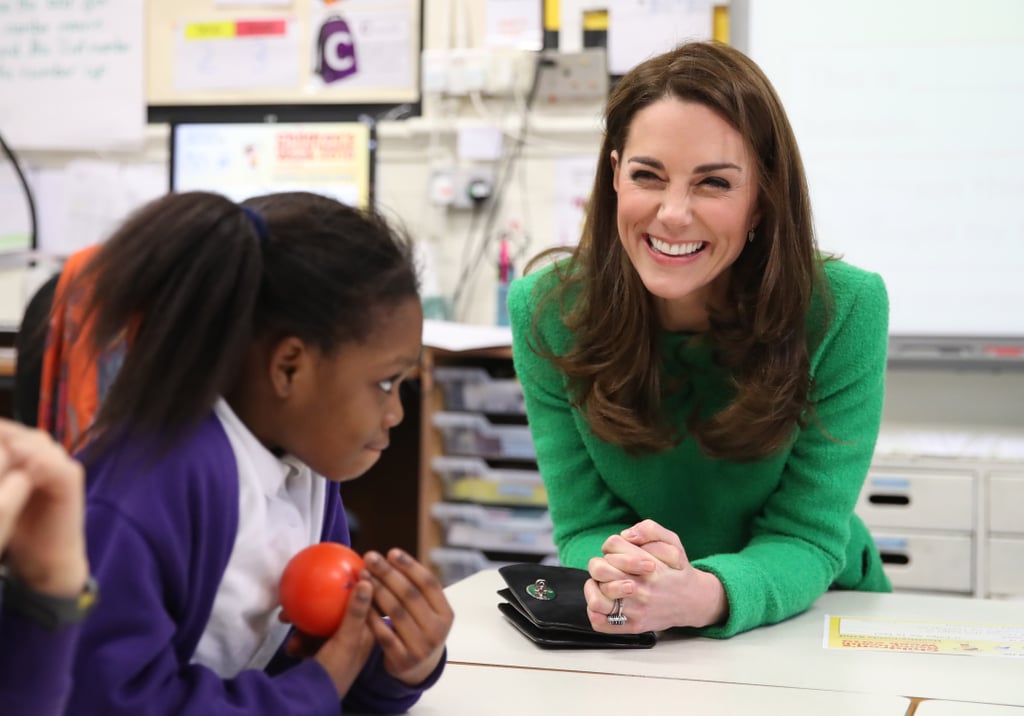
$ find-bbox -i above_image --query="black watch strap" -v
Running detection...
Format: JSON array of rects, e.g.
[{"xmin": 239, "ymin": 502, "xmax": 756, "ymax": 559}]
[{"xmin": 1, "ymin": 568, "xmax": 98, "ymax": 630}]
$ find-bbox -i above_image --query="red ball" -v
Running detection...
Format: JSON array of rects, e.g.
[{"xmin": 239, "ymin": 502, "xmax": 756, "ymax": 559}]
[{"xmin": 279, "ymin": 542, "xmax": 366, "ymax": 637}]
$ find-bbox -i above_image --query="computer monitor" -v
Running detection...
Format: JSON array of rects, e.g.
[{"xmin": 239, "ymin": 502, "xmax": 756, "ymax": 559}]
[{"xmin": 170, "ymin": 121, "xmax": 373, "ymax": 210}]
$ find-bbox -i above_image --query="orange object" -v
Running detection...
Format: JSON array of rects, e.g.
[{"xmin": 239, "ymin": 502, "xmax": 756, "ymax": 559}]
[
  {"xmin": 279, "ymin": 543, "xmax": 366, "ymax": 637},
  {"xmin": 38, "ymin": 244, "xmax": 128, "ymax": 453}
]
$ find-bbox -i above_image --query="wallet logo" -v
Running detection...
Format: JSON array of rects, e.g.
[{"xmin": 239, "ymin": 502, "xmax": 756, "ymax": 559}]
[{"xmin": 526, "ymin": 578, "xmax": 556, "ymax": 601}]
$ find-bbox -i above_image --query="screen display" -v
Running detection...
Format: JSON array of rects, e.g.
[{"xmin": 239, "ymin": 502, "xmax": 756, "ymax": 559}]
[{"xmin": 171, "ymin": 121, "xmax": 372, "ymax": 210}]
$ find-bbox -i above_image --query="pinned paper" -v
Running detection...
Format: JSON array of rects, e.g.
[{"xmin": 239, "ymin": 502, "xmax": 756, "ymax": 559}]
[{"xmin": 175, "ymin": 18, "xmax": 300, "ymax": 91}]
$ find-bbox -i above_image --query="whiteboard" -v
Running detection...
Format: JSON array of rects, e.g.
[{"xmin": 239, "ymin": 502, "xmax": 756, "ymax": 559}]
[
  {"xmin": 734, "ymin": 0, "xmax": 1024, "ymax": 337},
  {"xmin": 0, "ymin": 0, "xmax": 145, "ymax": 150}
]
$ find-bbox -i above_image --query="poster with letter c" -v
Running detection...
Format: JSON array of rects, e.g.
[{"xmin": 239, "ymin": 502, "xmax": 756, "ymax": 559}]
[{"xmin": 309, "ymin": 0, "xmax": 414, "ymax": 92}]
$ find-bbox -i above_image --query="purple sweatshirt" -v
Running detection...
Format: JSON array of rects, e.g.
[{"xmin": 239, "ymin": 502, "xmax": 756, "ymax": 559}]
[
  {"xmin": 57, "ymin": 413, "xmax": 441, "ymax": 716},
  {"xmin": 0, "ymin": 611, "xmax": 82, "ymax": 716}
]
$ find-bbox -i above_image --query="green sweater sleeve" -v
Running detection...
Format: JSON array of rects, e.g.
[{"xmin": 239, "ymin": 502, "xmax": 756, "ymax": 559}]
[
  {"xmin": 508, "ymin": 273, "xmax": 637, "ymax": 564},
  {"xmin": 692, "ymin": 268, "xmax": 889, "ymax": 637}
]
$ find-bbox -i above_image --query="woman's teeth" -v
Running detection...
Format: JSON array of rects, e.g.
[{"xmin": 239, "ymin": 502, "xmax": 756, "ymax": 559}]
[{"xmin": 647, "ymin": 235, "xmax": 704, "ymax": 256}]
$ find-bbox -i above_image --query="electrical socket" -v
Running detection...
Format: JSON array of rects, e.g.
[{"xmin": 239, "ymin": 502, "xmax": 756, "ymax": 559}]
[
  {"xmin": 429, "ymin": 167, "xmax": 496, "ymax": 209},
  {"xmin": 534, "ymin": 48, "xmax": 609, "ymax": 104},
  {"xmin": 445, "ymin": 48, "xmax": 489, "ymax": 96}
]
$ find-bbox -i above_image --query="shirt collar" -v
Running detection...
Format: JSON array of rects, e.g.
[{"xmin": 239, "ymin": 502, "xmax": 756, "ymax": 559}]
[{"xmin": 213, "ymin": 398, "xmax": 293, "ymax": 497}]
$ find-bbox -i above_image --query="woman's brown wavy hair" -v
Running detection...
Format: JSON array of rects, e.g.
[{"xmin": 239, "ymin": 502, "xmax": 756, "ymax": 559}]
[{"xmin": 527, "ymin": 41, "xmax": 827, "ymax": 461}]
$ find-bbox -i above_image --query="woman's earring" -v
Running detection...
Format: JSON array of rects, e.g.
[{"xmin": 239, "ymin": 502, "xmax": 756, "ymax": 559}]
[{"xmin": 747, "ymin": 228, "xmax": 756, "ymax": 243}]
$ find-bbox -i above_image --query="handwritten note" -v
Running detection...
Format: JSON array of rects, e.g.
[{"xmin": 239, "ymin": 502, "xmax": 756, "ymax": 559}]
[{"xmin": 0, "ymin": 0, "xmax": 144, "ymax": 150}]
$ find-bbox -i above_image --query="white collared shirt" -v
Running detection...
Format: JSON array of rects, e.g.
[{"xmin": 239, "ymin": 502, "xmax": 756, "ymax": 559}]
[{"xmin": 192, "ymin": 399, "xmax": 326, "ymax": 678}]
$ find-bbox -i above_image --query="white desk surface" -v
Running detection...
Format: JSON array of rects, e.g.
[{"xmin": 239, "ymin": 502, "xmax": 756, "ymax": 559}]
[
  {"xmin": 915, "ymin": 702, "xmax": 1024, "ymax": 715},
  {"xmin": 409, "ymin": 663, "xmax": 911, "ymax": 715},
  {"xmin": 444, "ymin": 570, "xmax": 1024, "ymax": 706}
]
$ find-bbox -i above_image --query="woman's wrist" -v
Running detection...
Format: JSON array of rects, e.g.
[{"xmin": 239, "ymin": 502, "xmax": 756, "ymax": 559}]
[{"xmin": 692, "ymin": 569, "xmax": 729, "ymax": 628}]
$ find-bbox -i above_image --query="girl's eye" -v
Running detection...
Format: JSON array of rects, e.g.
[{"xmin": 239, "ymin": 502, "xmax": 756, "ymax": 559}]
[{"xmin": 377, "ymin": 378, "xmax": 397, "ymax": 394}]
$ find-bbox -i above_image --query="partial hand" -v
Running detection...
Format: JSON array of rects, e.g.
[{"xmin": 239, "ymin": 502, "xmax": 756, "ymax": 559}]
[
  {"xmin": 0, "ymin": 420, "xmax": 89, "ymax": 597},
  {"xmin": 584, "ymin": 519, "xmax": 728, "ymax": 633},
  {"xmin": 312, "ymin": 580, "xmax": 377, "ymax": 696},
  {"xmin": 363, "ymin": 548, "xmax": 453, "ymax": 686}
]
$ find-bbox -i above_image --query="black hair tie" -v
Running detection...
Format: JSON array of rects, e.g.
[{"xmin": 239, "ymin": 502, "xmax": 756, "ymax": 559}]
[{"xmin": 241, "ymin": 206, "xmax": 270, "ymax": 247}]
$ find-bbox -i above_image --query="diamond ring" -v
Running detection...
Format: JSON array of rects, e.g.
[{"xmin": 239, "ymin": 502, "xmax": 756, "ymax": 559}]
[{"xmin": 607, "ymin": 598, "xmax": 627, "ymax": 626}]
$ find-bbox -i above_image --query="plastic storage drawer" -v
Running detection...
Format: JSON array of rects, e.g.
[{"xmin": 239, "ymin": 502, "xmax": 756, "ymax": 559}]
[
  {"xmin": 434, "ymin": 366, "xmax": 526, "ymax": 415},
  {"xmin": 431, "ymin": 502, "xmax": 555, "ymax": 555},
  {"xmin": 432, "ymin": 455, "xmax": 546, "ymax": 507},
  {"xmin": 432, "ymin": 411, "xmax": 535, "ymax": 461}
]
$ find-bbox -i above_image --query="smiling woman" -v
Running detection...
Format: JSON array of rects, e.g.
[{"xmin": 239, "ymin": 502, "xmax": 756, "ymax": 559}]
[{"xmin": 508, "ymin": 41, "xmax": 891, "ymax": 641}]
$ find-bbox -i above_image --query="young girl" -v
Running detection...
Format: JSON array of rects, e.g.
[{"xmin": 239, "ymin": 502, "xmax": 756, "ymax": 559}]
[{"xmin": 64, "ymin": 191, "xmax": 452, "ymax": 714}]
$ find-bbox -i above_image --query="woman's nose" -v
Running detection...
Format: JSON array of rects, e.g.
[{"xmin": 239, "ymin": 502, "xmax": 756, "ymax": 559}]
[{"xmin": 657, "ymin": 189, "xmax": 693, "ymax": 228}]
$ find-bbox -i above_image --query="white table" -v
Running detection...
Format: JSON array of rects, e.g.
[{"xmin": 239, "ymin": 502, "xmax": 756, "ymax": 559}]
[
  {"xmin": 410, "ymin": 663, "xmax": 911, "ymax": 715},
  {"xmin": 915, "ymin": 702, "xmax": 1024, "ymax": 715},
  {"xmin": 443, "ymin": 570, "xmax": 1024, "ymax": 706}
]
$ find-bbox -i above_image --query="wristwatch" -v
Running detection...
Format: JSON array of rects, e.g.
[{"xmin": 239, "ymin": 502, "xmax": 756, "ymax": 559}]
[{"xmin": 0, "ymin": 567, "xmax": 98, "ymax": 630}]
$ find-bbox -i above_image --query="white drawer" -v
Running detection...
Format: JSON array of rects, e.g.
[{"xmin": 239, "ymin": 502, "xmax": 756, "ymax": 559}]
[
  {"xmin": 987, "ymin": 537, "xmax": 1024, "ymax": 597},
  {"xmin": 857, "ymin": 469, "xmax": 974, "ymax": 531},
  {"xmin": 989, "ymin": 473, "xmax": 1024, "ymax": 535},
  {"xmin": 872, "ymin": 532, "xmax": 973, "ymax": 593}
]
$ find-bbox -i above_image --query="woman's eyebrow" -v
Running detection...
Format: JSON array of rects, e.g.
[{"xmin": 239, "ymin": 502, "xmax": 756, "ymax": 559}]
[
  {"xmin": 693, "ymin": 162, "xmax": 742, "ymax": 173},
  {"xmin": 627, "ymin": 157, "xmax": 743, "ymax": 174}
]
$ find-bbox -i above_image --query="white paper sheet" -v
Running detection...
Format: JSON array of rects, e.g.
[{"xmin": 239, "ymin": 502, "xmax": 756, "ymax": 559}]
[
  {"xmin": 423, "ymin": 320, "xmax": 512, "ymax": 352},
  {"xmin": 30, "ymin": 160, "xmax": 168, "ymax": 257},
  {"xmin": 0, "ymin": 161, "xmax": 32, "ymax": 253},
  {"xmin": 554, "ymin": 155, "xmax": 597, "ymax": 247},
  {"xmin": 0, "ymin": 0, "xmax": 145, "ymax": 150},
  {"xmin": 607, "ymin": 0, "xmax": 714, "ymax": 75},
  {"xmin": 484, "ymin": 0, "xmax": 543, "ymax": 50},
  {"xmin": 175, "ymin": 17, "xmax": 301, "ymax": 91}
]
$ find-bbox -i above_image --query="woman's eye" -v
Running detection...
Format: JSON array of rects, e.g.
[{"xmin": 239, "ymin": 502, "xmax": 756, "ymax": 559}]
[
  {"xmin": 377, "ymin": 378, "xmax": 396, "ymax": 394},
  {"xmin": 630, "ymin": 170, "xmax": 662, "ymax": 182},
  {"xmin": 701, "ymin": 177, "xmax": 731, "ymax": 189}
]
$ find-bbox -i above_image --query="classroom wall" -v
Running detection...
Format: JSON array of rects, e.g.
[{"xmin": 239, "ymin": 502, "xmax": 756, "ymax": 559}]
[{"xmin": 1, "ymin": 0, "xmax": 1022, "ymax": 438}]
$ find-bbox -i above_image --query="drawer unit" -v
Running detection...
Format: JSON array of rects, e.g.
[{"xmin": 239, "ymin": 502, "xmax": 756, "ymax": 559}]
[
  {"xmin": 429, "ymin": 547, "xmax": 559, "ymax": 586},
  {"xmin": 434, "ymin": 366, "xmax": 525, "ymax": 415},
  {"xmin": 432, "ymin": 456, "xmax": 546, "ymax": 507},
  {"xmin": 988, "ymin": 473, "xmax": 1024, "ymax": 535},
  {"xmin": 872, "ymin": 532, "xmax": 973, "ymax": 593},
  {"xmin": 856, "ymin": 469, "xmax": 975, "ymax": 531},
  {"xmin": 431, "ymin": 502, "xmax": 555, "ymax": 555},
  {"xmin": 432, "ymin": 411, "xmax": 535, "ymax": 461},
  {"xmin": 987, "ymin": 538, "xmax": 1024, "ymax": 596}
]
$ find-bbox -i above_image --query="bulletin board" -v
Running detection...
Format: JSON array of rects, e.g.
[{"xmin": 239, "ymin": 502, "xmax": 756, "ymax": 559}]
[
  {"xmin": 733, "ymin": 0, "xmax": 1024, "ymax": 340},
  {"xmin": 146, "ymin": 0, "xmax": 421, "ymax": 106}
]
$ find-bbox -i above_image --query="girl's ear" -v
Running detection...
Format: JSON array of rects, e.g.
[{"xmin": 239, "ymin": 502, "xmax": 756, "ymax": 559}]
[
  {"xmin": 268, "ymin": 336, "xmax": 307, "ymax": 398},
  {"xmin": 610, "ymin": 149, "xmax": 621, "ymax": 193}
]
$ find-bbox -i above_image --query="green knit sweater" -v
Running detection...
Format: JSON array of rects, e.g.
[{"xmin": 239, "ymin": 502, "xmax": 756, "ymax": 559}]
[{"xmin": 508, "ymin": 259, "xmax": 892, "ymax": 638}]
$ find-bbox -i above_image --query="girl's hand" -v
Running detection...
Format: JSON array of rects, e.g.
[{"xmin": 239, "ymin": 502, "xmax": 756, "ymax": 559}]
[
  {"xmin": 583, "ymin": 519, "xmax": 728, "ymax": 633},
  {"xmin": 312, "ymin": 579, "xmax": 377, "ymax": 697},
  {"xmin": 363, "ymin": 549, "xmax": 453, "ymax": 686},
  {"xmin": 0, "ymin": 420, "xmax": 89, "ymax": 598}
]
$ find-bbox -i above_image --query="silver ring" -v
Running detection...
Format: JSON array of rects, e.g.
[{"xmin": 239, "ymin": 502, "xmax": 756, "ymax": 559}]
[{"xmin": 607, "ymin": 598, "xmax": 627, "ymax": 626}]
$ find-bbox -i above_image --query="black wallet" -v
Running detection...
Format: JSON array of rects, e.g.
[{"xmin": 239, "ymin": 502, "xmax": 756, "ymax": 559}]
[{"xmin": 497, "ymin": 563, "xmax": 656, "ymax": 649}]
